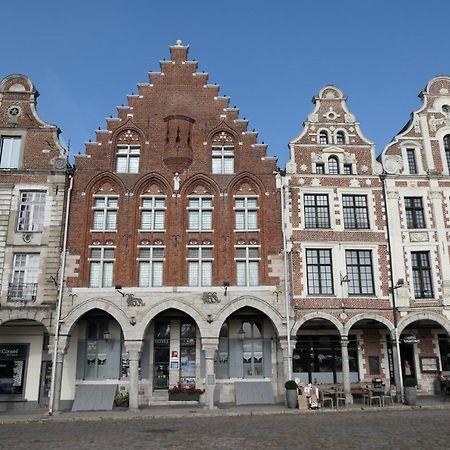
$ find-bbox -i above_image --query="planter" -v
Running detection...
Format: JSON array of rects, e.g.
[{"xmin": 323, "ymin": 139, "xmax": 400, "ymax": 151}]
[
  {"xmin": 169, "ymin": 392, "xmax": 201, "ymax": 401},
  {"xmin": 404, "ymin": 386, "xmax": 417, "ymax": 406},
  {"xmin": 286, "ymin": 389, "xmax": 298, "ymax": 408}
]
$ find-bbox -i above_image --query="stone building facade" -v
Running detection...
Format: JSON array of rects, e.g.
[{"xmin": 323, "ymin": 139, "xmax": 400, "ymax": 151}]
[
  {"xmin": 0, "ymin": 75, "xmax": 68, "ymax": 409},
  {"xmin": 53, "ymin": 42, "xmax": 286, "ymax": 410},
  {"xmin": 283, "ymin": 86, "xmax": 397, "ymax": 403},
  {"xmin": 379, "ymin": 76, "xmax": 450, "ymax": 393}
]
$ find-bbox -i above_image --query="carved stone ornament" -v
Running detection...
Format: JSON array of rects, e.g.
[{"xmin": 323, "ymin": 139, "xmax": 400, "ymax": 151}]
[
  {"xmin": 300, "ymin": 164, "xmax": 307, "ymax": 172},
  {"xmin": 414, "ymin": 117, "xmax": 421, "ymax": 133},
  {"xmin": 308, "ymin": 113, "xmax": 318, "ymax": 123},
  {"xmin": 373, "ymin": 161, "xmax": 383, "ymax": 176},
  {"xmin": 430, "ymin": 191, "xmax": 443, "ymax": 200},
  {"xmin": 285, "ymin": 160, "xmax": 297, "ymax": 174},
  {"xmin": 202, "ymin": 292, "xmax": 220, "ymax": 304},
  {"xmin": 312, "ymin": 153, "xmax": 323, "ymax": 163},
  {"xmin": 126, "ymin": 294, "xmax": 145, "ymax": 307},
  {"xmin": 349, "ymin": 178, "xmax": 360, "ymax": 187},
  {"xmin": 343, "ymin": 153, "xmax": 354, "ymax": 164},
  {"xmin": 409, "ymin": 232, "xmax": 429, "ymax": 242},
  {"xmin": 383, "ymin": 156, "xmax": 400, "ymax": 175},
  {"xmin": 344, "ymin": 113, "xmax": 355, "ymax": 123},
  {"xmin": 311, "ymin": 178, "xmax": 321, "ymax": 186}
]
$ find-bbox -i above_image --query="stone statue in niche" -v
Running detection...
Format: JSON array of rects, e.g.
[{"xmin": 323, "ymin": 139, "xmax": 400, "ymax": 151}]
[{"xmin": 173, "ymin": 172, "xmax": 180, "ymax": 192}]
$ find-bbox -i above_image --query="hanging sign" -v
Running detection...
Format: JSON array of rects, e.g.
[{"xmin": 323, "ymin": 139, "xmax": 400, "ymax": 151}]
[{"xmin": 402, "ymin": 335, "xmax": 420, "ymax": 344}]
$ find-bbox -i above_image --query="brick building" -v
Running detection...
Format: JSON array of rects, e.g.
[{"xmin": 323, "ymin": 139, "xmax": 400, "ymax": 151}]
[
  {"xmin": 53, "ymin": 42, "xmax": 286, "ymax": 410},
  {"xmin": 283, "ymin": 85, "xmax": 397, "ymax": 403},
  {"xmin": 379, "ymin": 76, "xmax": 450, "ymax": 393},
  {"xmin": 0, "ymin": 75, "xmax": 68, "ymax": 409}
]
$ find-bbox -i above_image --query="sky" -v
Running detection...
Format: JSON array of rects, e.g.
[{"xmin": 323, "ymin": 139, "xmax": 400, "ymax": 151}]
[{"xmin": 2, "ymin": 1, "xmax": 450, "ymax": 167}]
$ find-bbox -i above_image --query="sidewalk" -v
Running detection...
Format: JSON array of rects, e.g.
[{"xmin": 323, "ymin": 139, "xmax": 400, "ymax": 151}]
[{"xmin": 1, "ymin": 395, "xmax": 450, "ymax": 424}]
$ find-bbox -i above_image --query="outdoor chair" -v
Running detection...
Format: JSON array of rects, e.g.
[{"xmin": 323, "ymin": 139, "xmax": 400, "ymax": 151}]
[
  {"xmin": 320, "ymin": 390, "xmax": 334, "ymax": 408},
  {"xmin": 382, "ymin": 385, "xmax": 395, "ymax": 406},
  {"xmin": 368, "ymin": 388, "xmax": 383, "ymax": 407},
  {"xmin": 336, "ymin": 389, "xmax": 346, "ymax": 409}
]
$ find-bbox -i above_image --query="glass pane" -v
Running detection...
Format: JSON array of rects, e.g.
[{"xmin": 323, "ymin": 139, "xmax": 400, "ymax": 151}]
[
  {"xmin": 188, "ymin": 262, "xmax": 198, "ymax": 286},
  {"xmin": 139, "ymin": 261, "xmax": 150, "ymax": 287},
  {"xmin": 103, "ymin": 262, "xmax": 113, "ymax": 287},
  {"xmin": 201, "ymin": 262, "xmax": 212, "ymax": 286}
]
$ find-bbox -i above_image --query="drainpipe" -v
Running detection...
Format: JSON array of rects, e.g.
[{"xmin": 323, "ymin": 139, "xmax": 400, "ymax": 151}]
[
  {"xmin": 48, "ymin": 173, "xmax": 73, "ymax": 414},
  {"xmin": 380, "ymin": 173, "xmax": 404, "ymax": 403},
  {"xmin": 278, "ymin": 172, "xmax": 292, "ymax": 380}
]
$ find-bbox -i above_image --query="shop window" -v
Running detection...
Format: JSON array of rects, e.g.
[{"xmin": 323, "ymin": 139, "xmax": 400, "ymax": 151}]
[
  {"xmin": 0, "ymin": 344, "xmax": 28, "ymax": 396},
  {"xmin": 345, "ymin": 250, "xmax": 374, "ymax": 295},
  {"xmin": 138, "ymin": 247, "xmax": 164, "ymax": 287},
  {"xmin": 342, "ymin": 195, "xmax": 369, "ymax": 229},
  {"xmin": 215, "ymin": 323, "xmax": 229, "ymax": 379},
  {"xmin": 188, "ymin": 197, "xmax": 212, "ymax": 231},
  {"xmin": 306, "ymin": 249, "xmax": 333, "ymax": 295},
  {"xmin": 116, "ymin": 145, "xmax": 140, "ymax": 173},
  {"xmin": 140, "ymin": 197, "xmax": 165, "ymax": 230},
  {"xmin": 438, "ymin": 334, "xmax": 450, "ymax": 371},
  {"xmin": 235, "ymin": 197, "xmax": 258, "ymax": 230},
  {"xmin": 242, "ymin": 320, "xmax": 264, "ymax": 378},
  {"xmin": 92, "ymin": 196, "xmax": 118, "ymax": 231},
  {"xmin": 0, "ymin": 136, "xmax": 21, "ymax": 168},
  {"xmin": 411, "ymin": 251, "xmax": 433, "ymax": 298},
  {"xmin": 89, "ymin": 247, "xmax": 114, "ymax": 288},
  {"xmin": 17, "ymin": 191, "xmax": 46, "ymax": 232},
  {"xmin": 8, "ymin": 253, "xmax": 39, "ymax": 302},
  {"xmin": 328, "ymin": 156, "xmax": 339, "ymax": 174},
  {"xmin": 304, "ymin": 194, "xmax": 330, "ymax": 228},
  {"xmin": 180, "ymin": 321, "xmax": 196, "ymax": 386},
  {"xmin": 406, "ymin": 148, "xmax": 418, "ymax": 174},
  {"xmin": 405, "ymin": 197, "xmax": 426, "ymax": 229},
  {"xmin": 187, "ymin": 246, "xmax": 213, "ymax": 286},
  {"xmin": 236, "ymin": 246, "xmax": 260, "ymax": 286}
]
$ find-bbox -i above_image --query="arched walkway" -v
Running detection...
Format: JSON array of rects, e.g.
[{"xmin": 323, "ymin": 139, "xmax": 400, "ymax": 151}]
[
  {"xmin": 397, "ymin": 311, "xmax": 450, "ymax": 336},
  {"xmin": 292, "ymin": 312, "xmax": 344, "ymax": 336}
]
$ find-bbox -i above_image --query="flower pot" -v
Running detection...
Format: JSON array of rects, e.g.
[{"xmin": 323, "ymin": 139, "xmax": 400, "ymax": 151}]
[
  {"xmin": 169, "ymin": 392, "xmax": 201, "ymax": 401},
  {"xmin": 404, "ymin": 386, "xmax": 417, "ymax": 406},
  {"xmin": 286, "ymin": 389, "xmax": 298, "ymax": 408}
]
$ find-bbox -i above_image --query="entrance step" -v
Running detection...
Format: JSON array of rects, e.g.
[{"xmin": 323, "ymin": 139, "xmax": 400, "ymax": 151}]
[{"xmin": 72, "ymin": 384, "xmax": 117, "ymax": 411}]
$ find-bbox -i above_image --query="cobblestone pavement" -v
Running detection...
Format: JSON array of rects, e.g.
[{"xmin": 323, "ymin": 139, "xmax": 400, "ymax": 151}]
[{"xmin": 2, "ymin": 409, "xmax": 449, "ymax": 450}]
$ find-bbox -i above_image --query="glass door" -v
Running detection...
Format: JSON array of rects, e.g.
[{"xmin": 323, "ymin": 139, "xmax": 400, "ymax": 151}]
[
  {"xmin": 153, "ymin": 321, "xmax": 170, "ymax": 390},
  {"xmin": 180, "ymin": 321, "xmax": 196, "ymax": 386}
]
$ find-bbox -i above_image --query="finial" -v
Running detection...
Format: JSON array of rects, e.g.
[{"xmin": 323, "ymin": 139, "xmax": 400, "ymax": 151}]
[{"xmin": 176, "ymin": 39, "xmax": 182, "ymax": 46}]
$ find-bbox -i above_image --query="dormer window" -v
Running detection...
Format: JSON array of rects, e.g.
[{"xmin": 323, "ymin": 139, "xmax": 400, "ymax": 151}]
[
  {"xmin": 211, "ymin": 131, "xmax": 235, "ymax": 174},
  {"xmin": 336, "ymin": 131, "xmax": 345, "ymax": 145},
  {"xmin": 319, "ymin": 131, "xmax": 329, "ymax": 145},
  {"xmin": 444, "ymin": 134, "xmax": 450, "ymax": 174},
  {"xmin": 315, "ymin": 163, "xmax": 325, "ymax": 174},
  {"xmin": 116, "ymin": 145, "xmax": 140, "ymax": 173},
  {"xmin": 328, "ymin": 156, "xmax": 339, "ymax": 175},
  {"xmin": 406, "ymin": 148, "xmax": 418, "ymax": 174},
  {"xmin": 343, "ymin": 164, "xmax": 352, "ymax": 175}
]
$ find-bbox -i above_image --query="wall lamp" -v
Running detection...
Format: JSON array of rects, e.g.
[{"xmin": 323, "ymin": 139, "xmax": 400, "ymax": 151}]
[
  {"xmin": 390, "ymin": 278, "xmax": 405, "ymax": 292},
  {"xmin": 273, "ymin": 285, "xmax": 282, "ymax": 302},
  {"xmin": 115, "ymin": 284, "xmax": 126, "ymax": 297},
  {"xmin": 222, "ymin": 280, "xmax": 230, "ymax": 296}
]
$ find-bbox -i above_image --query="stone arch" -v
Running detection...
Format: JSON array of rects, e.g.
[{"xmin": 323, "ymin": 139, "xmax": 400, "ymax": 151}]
[
  {"xmin": 214, "ymin": 295, "xmax": 285, "ymax": 339},
  {"xmin": 291, "ymin": 311, "xmax": 344, "ymax": 336},
  {"xmin": 343, "ymin": 313, "xmax": 394, "ymax": 336},
  {"xmin": 206, "ymin": 121, "xmax": 239, "ymax": 143},
  {"xmin": 132, "ymin": 172, "xmax": 172, "ymax": 197},
  {"xmin": 85, "ymin": 172, "xmax": 126, "ymax": 196},
  {"xmin": 136, "ymin": 299, "xmax": 209, "ymax": 340},
  {"xmin": 227, "ymin": 172, "xmax": 267, "ymax": 197},
  {"xmin": 59, "ymin": 297, "xmax": 134, "ymax": 340},
  {"xmin": 110, "ymin": 119, "xmax": 146, "ymax": 146},
  {"xmin": 180, "ymin": 173, "xmax": 221, "ymax": 198},
  {"xmin": 0, "ymin": 310, "xmax": 51, "ymax": 333},
  {"xmin": 397, "ymin": 311, "xmax": 450, "ymax": 336}
]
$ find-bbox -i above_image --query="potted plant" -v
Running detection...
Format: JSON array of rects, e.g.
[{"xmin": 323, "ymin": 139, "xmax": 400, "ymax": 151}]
[
  {"xmin": 285, "ymin": 380, "xmax": 298, "ymax": 408},
  {"xmin": 168, "ymin": 383, "xmax": 205, "ymax": 401},
  {"xmin": 404, "ymin": 377, "xmax": 417, "ymax": 405},
  {"xmin": 114, "ymin": 390, "xmax": 129, "ymax": 408}
]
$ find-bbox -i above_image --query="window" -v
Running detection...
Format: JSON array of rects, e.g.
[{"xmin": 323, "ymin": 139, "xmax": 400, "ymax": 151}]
[
  {"xmin": 319, "ymin": 131, "xmax": 329, "ymax": 145},
  {"xmin": 306, "ymin": 249, "xmax": 333, "ymax": 295},
  {"xmin": 140, "ymin": 197, "xmax": 165, "ymax": 230},
  {"xmin": 328, "ymin": 156, "xmax": 339, "ymax": 174},
  {"xmin": 444, "ymin": 135, "xmax": 450, "ymax": 174},
  {"xmin": 188, "ymin": 246, "xmax": 213, "ymax": 286},
  {"xmin": 315, "ymin": 163, "xmax": 325, "ymax": 174},
  {"xmin": 342, "ymin": 195, "xmax": 369, "ymax": 229},
  {"xmin": 406, "ymin": 148, "xmax": 418, "ymax": 174},
  {"xmin": 241, "ymin": 320, "xmax": 264, "ymax": 377},
  {"xmin": 8, "ymin": 254, "xmax": 39, "ymax": 302},
  {"xmin": 188, "ymin": 197, "xmax": 212, "ymax": 231},
  {"xmin": 304, "ymin": 194, "xmax": 330, "ymax": 228},
  {"xmin": 0, "ymin": 136, "xmax": 21, "ymax": 168},
  {"xmin": 405, "ymin": 197, "xmax": 425, "ymax": 229},
  {"xmin": 212, "ymin": 144, "xmax": 234, "ymax": 174},
  {"xmin": 116, "ymin": 145, "xmax": 140, "ymax": 173},
  {"xmin": 336, "ymin": 131, "xmax": 345, "ymax": 145},
  {"xmin": 17, "ymin": 191, "xmax": 45, "ymax": 232},
  {"xmin": 92, "ymin": 197, "xmax": 118, "ymax": 231},
  {"xmin": 343, "ymin": 164, "xmax": 352, "ymax": 175},
  {"xmin": 89, "ymin": 247, "xmax": 114, "ymax": 288},
  {"xmin": 236, "ymin": 246, "xmax": 260, "ymax": 286},
  {"xmin": 411, "ymin": 251, "xmax": 433, "ymax": 298},
  {"xmin": 345, "ymin": 250, "xmax": 374, "ymax": 295},
  {"xmin": 138, "ymin": 247, "xmax": 164, "ymax": 287},
  {"xmin": 235, "ymin": 197, "xmax": 258, "ymax": 230}
]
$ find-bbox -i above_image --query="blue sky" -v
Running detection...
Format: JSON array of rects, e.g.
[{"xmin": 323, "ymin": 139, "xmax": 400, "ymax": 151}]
[{"xmin": 2, "ymin": 1, "xmax": 450, "ymax": 167}]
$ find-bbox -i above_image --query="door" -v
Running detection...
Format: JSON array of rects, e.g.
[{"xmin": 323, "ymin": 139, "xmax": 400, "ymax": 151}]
[
  {"xmin": 39, "ymin": 361, "xmax": 52, "ymax": 405},
  {"xmin": 400, "ymin": 343, "xmax": 416, "ymax": 379},
  {"xmin": 153, "ymin": 321, "xmax": 170, "ymax": 390}
]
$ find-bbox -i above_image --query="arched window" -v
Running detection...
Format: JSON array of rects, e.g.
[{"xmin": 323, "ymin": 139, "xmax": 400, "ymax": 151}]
[
  {"xmin": 328, "ymin": 156, "xmax": 339, "ymax": 174},
  {"xmin": 445, "ymin": 134, "xmax": 450, "ymax": 173},
  {"xmin": 319, "ymin": 131, "xmax": 329, "ymax": 145},
  {"xmin": 211, "ymin": 131, "xmax": 235, "ymax": 174},
  {"xmin": 336, "ymin": 131, "xmax": 345, "ymax": 145}
]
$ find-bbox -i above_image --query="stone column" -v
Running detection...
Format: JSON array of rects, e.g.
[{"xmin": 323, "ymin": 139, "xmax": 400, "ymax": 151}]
[
  {"xmin": 202, "ymin": 338, "xmax": 218, "ymax": 410},
  {"xmin": 340, "ymin": 336, "xmax": 353, "ymax": 405},
  {"xmin": 125, "ymin": 341, "xmax": 144, "ymax": 411},
  {"xmin": 49, "ymin": 335, "xmax": 68, "ymax": 414},
  {"xmin": 390, "ymin": 331, "xmax": 403, "ymax": 402}
]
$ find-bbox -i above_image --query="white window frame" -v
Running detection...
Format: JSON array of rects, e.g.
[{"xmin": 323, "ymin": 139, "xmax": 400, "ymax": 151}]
[
  {"xmin": 116, "ymin": 145, "xmax": 140, "ymax": 173},
  {"xmin": 0, "ymin": 135, "xmax": 22, "ymax": 169},
  {"xmin": 137, "ymin": 246, "xmax": 164, "ymax": 287},
  {"xmin": 212, "ymin": 144, "xmax": 234, "ymax": 174},
  {"xmin": 91, "ymin": 196, "xmax": 118, "ymax": 231},
  {"xmin": 139, "ymin": 196, "xmax": 166, "ymax": 231},
  {"xmin": 400, "ymin": 144, "xmax": 424, "ymax": 175},
  {"xmin": 9, "ymin": 253, "xmax": 40, "ymax": 301},
  {"xmin": 187, "ymin": 196, "xmax": 213, "ymax": 231},
  {"xmin": 436, "ymin": 127, "xmax": 450, "ymax": 175},
  {"xmin": 235, "ymin": 245, "xmax": 260, "ymax": 286},
  {"xmin": 17, "ymin": 191, "xmax": 46, "ymax": 232},
  {"xmin": 89, "ymin": 247, "xmax": 115, "ymax": 288},
  {"xmin": 187, "ymin": 245, "xmax": 213, "ymax": 287},
  {"xmin": 234, "ymin": 196, "xmax": 259, "ymax": 231}
]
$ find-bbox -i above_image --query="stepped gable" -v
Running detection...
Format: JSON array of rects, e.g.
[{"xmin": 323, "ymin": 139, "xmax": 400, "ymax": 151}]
[
  {"xmin": 77, "ymin": 40, "xmax": 274, "ymax": 177},
  {"xmin": 288, "ymin": 85, "xmax": 377, "ymax": 176},
  {"xmin": 381, "ymin": 76, "xmax": 450, "ymax": 175}
]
